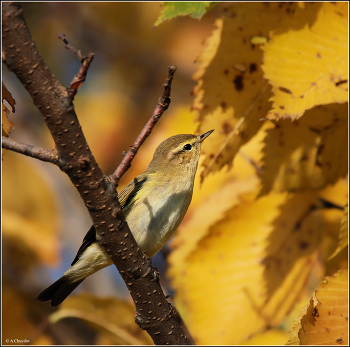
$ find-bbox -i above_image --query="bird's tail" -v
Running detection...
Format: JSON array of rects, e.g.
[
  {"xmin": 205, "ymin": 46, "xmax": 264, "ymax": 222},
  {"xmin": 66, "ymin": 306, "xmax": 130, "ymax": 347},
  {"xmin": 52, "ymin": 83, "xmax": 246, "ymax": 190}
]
[{"xmin": 36, "ymin": 276, "xmax": 84, "ymax": 307}]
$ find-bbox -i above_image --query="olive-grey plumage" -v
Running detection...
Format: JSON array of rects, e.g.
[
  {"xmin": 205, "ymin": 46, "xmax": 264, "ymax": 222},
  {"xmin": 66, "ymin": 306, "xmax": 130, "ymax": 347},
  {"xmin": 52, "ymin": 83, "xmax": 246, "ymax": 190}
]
[{"xmin": 36, "ymin": 130, "xmax": 214, "ymax": 306}]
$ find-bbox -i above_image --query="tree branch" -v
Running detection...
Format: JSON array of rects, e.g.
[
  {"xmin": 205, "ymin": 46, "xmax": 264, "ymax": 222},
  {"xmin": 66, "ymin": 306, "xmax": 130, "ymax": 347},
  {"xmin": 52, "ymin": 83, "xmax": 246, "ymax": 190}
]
[
  {"xmin": 58, "ymin": 33, "xmax": 94, "ymax": 98},
  {"xmin": 58, "ymin": 33, "xmax": 84, "ymax": 60},
  {"xmin": 2, "ymin": 2, "xmax": 190, "ymax": 344},
  {"xmin": 2, "ymin": 137, "xmax": 58, "ymax": 164},
  {"xmin": 110, "ymin": 65, "xmax": 177, "ymax": 186}
]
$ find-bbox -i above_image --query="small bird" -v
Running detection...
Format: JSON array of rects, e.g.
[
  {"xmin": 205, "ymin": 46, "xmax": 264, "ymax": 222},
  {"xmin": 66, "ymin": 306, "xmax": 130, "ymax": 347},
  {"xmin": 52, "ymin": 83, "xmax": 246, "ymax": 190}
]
[{"xmin": 37, "ymin": 130, "xmax": 214, "ymax": 307}]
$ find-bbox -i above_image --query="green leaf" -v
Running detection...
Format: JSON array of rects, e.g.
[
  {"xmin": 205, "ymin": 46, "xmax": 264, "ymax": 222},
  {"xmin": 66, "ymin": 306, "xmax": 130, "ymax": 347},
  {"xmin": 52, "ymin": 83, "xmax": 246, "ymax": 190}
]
[{"xmin": 154, "ymin": 2, "xmax": 215, "ymax": 27}]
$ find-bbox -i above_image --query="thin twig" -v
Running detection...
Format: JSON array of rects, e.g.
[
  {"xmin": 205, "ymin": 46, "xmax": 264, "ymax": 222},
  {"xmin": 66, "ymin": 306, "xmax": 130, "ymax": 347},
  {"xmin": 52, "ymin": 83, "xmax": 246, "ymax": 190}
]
[
  {"xmin": 58, "ymin": 33, "xmax": 94, "ymax": 98},
  {"xmin": 110, "ymin": 65, "xmax": 177, "ymax": 185},
  {"xmin": 58, "ymin": 33, "xmax": 83, "ymax": 60},
  {"xmin": 2, "ymin": 137, "xmax": 58, "ymax": 164}
]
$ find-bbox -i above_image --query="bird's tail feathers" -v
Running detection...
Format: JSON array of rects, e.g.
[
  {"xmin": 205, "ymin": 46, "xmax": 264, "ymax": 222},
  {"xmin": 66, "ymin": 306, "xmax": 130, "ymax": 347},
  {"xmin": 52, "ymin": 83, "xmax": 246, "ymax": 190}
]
[{"xmin": 36, "ymin": 276, "xmax": 84, "ymax": 307}]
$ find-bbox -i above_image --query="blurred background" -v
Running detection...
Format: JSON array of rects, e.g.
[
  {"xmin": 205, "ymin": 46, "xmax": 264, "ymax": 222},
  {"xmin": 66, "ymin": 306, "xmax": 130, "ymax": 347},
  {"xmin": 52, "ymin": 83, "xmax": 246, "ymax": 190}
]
[
  {"xmin": 2, "ymin": 2, "xmax": 224, "ymax": 344},
  {"xmin": 3, "ymin": 2, "xmax": 348, "ymax": 345}
]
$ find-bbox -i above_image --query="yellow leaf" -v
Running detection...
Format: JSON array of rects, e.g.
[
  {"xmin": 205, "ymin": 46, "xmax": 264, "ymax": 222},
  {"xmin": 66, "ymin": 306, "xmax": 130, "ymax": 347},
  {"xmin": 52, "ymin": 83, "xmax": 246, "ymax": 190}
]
[
  {"xmin": 197, "ymin": 94, "xmax": 270, "ymax": 182},
  {"xmin": 259, "ymin": 103, "xmax": 348, "ymax": 196},
  {"xmin": 170, "ymin": 191, "xmax": 324, "ymax": 344},
  {"xmin": 263, "ymin": 2, "xmax": 348, "ymax": 120},
  {"xmin": 320, "ymin": 177, "xmax": 348, "ymax": 208},
  {"xmin": 286, "ymin": 300, "xmax": 313, "ymax": 345},
  {"xmin": 329, "ymin": 203, "xmax": 348, "ymax": 260},
  {"xmin": 169, "ymin": 174, "xmax": 260, "ymax": 292},
  {"xmin": 299, "ymin": 269, "xmax": 349, "ymax": 345},
  {"xmin": 192, "ymin": 2, "xmax": 327, "ymax": 181},
  {"xmin": 50, "ymin": 293, "xmax": 152, "ymax": 345},
  {"xmin": 192, "ymin": 6, "xmax": 272, "ymax": 181},
  {"xmin": 319, "ymin": 179, "xmax": 348, "ymax": 274},
  {"xmin": 2, "ymin": 82, "xmax": 15, "ymax": 137}
]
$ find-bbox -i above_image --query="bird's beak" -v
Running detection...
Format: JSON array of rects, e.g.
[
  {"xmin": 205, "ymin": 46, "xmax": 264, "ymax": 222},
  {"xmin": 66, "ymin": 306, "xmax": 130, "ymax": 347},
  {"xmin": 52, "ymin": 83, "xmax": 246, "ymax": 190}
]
[{"xmin": 198, "ymin": 129, "xmax": 214, "ymax": 143}]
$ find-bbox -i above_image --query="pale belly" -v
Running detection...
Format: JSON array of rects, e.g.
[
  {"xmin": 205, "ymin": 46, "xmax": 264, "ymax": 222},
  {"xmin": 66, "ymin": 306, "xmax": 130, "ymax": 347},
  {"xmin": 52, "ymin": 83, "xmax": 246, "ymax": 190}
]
[{"xmin": 124, "ymin": 185, "xmax": 192, "ymax": 256}]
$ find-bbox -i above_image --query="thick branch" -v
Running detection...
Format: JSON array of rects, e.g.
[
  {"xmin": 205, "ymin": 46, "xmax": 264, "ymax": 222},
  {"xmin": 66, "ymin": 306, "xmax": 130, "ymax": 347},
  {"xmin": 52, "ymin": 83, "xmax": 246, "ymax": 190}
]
[
  {"xmin": 110, "ymin": 65, "xmax": 177, "ymax": 185},
  {"xmin": 2, "ymin": 137, "xmax": 58, "ymax": 164},
  {"xmin": 2, "ymin": 3, "xmax": 189, "ymax": 344}
]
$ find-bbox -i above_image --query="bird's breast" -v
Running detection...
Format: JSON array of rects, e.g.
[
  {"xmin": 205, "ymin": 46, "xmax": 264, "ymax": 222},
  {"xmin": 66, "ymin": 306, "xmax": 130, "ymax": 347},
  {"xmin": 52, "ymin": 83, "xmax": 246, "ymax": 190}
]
[{"xmin": 123, "ymin": 178, "xmax": 193, "ymax": 256}]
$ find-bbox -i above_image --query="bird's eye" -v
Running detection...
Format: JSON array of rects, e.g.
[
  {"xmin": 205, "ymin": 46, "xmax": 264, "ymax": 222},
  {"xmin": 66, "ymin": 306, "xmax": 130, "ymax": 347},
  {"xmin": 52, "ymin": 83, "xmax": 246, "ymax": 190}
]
[{"xmin": 183, "ymin": 144, "xmax": 192, "ymax": 151}]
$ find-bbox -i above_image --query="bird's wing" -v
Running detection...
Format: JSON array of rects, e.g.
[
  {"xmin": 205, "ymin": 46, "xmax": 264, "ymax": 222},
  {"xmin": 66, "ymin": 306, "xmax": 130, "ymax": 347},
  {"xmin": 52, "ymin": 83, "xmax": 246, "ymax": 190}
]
[
  {"xmin": 71, "ymin": 225, "xmax": 96, "ymax": 266},
  {"xmin": 118, "ymin": 172, "xmax": 149, "ymax": 210},
  {"xmin": 70, "ymin": 172, "xmax": 149, "ymax": 266}
]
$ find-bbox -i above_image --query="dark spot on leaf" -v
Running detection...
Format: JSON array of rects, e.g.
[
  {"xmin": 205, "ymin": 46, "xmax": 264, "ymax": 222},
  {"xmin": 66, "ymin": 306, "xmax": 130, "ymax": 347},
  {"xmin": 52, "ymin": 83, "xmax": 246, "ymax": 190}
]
[
  {"xmin": 221, "ymin": 101, "xmax": 227, "ymax": 110},
  {"xmin": 279, "ymin": 86, "xmax": 292, "ymax": 94},
  {"xmin": 279, "ymin": 105, "xmax": 285, "ymax": 110},
  {"xmin": 300, "ymin": 95, "xmax": 304, "ymax": 98},
  {"xmin": 249, "ymin": 63, "xmax": 257, "ymax": 73},
  {"xmin": 312, "ymin": 307, "xmax": 319, "ymax": 317},
  {"xmin": 238, "ymin": 130, "xmax": 246, "ymax": 139},
  {"xmin": 317, "ymin": 52, "xmax": 322, "ymax": 58},
  {"xmin": 233, "ymin": 75, "xmax": 244, "ymax": 91},
  {"xmin": 230, "ymin": 11, "xmax": 237, "ymax": 18},
  {"xmin": 224, "ymin": 69, "xmax": 229, "ymax": 75},
  {"xmin": 222, "ymin": 121, "xmax": 233, "ymax": 134},
  {"xmin": 238, "ymin": 26, "xmax": 243, "ymax": 31},
  {"xmin": 294, "ymin": 220, "xmax": 302, "ymax": 231},
  {"xmin": 335, "ymin": 79, "xmax": 348, "ymax": 87},
  {"xmin": 299, "ymin": 240, "xmax": 309, "ymax": 250},
  {"xmin": 286, "ymin": 7, "xmax": 295, "ymax": 15},
  {"xmin": 242, "ymin": 38, "xmax": 247, "ymax": 44},
  {"xmin": 209, "ymin": 153, "xmax": 215, "ymax": 159},
  {"xmin": 337, "ymin": 338, "xmax": 344, "ymax": 344},
  {"xmin": 325, "ymin": 327, "xmax": 330, "ymax": 333}
]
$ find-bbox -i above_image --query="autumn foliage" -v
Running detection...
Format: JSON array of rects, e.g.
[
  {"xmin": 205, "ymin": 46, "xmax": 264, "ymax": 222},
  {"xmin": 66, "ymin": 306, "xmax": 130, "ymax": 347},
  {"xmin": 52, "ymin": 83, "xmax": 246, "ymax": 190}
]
[{"xmin": 2, "ymin": 2, "xmax": 348, "ymax": 345}]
